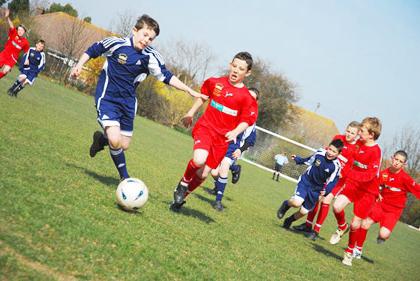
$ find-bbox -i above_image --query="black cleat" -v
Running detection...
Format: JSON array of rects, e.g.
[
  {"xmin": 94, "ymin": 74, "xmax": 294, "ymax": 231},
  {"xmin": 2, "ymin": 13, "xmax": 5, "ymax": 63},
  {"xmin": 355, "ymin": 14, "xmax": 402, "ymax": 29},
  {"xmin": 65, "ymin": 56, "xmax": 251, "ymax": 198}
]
[
  {"xmin": 293, "ymin": 222, "xmax": 312, "ymax": 233},
  {"xmin": 376, "ymin": 237, "xmax": 386, "ymax": 244},
  {"xmin": 173, "ymin": 182, "xmax": 188, "ymax": 205},
  {"xmin": 231, "ymin": 165, "xmax": 241, "ymax": 184},
  {"xmin": 89, "ymin": 131, "xmax": 105, "ymax": 158},
  {"xmin": 305, "ymin": 230, "xmax": 319, "ymax": 241},
  {"xmin": 206, "ymin": 187, "xmax": 217, "ymax": 195},
  {"xmin": 170, "ymin": 201, "xmax": 186, "ymax": 212},
  {"xmin": 277, "ymin": 201, "xmax": 289, "ymax": 219},
  {"xmin": 283, "ymin": 216, "xmax": 294, "ymax": 229},
  {"xmin": 212, "ymin": 200, "xmax": 224, "ymax": 212}
]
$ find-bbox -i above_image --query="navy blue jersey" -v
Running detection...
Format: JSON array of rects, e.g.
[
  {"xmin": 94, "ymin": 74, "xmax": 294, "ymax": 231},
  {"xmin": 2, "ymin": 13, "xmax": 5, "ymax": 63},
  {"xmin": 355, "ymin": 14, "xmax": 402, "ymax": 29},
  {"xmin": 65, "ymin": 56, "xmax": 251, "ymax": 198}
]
[
  {"xmin": 232, "ymin": 123, "xmax": 256, "ymax": 152},
  {"xmin": 19, "ymin": 47, "xmax": 45, "ymax": 75},
  {"xmin": 85, "ymin": 36, "xmax": 173, "ymax": 99},
  {"xmin": 294, "ymin": 149, "xmax": 341, "ymax": 192}
]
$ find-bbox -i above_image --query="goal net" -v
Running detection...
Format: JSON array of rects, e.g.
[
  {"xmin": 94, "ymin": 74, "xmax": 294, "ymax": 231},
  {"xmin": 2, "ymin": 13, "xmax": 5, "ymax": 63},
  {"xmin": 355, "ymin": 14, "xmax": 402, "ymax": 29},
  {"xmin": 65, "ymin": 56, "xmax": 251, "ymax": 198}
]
[{"xmin": 240, "ymin": 126, "xmax": 317, "ymax": 183}]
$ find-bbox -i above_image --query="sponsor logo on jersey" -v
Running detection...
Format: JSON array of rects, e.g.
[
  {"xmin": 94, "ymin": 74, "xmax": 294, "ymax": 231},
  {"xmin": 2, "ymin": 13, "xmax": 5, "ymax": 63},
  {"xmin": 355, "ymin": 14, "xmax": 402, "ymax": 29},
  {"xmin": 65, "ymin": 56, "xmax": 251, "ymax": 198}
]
[
  {"xmin": 30, "ymin": 53, "xmax": 34, "ymax": 57},
  {"xmin": 315, "ymin": 159, "xmax": 321, "ymax": 166},
  {"xmin": 389, "ymin": 177, "xmax": 395, "ymax": 182},
  {"xmin": 118, "ymin": 53, "xmax": 128, "ymax": 64},
  {"xmin": 213, "ymin": 83, "xmax": 223, "ymax": 96}
]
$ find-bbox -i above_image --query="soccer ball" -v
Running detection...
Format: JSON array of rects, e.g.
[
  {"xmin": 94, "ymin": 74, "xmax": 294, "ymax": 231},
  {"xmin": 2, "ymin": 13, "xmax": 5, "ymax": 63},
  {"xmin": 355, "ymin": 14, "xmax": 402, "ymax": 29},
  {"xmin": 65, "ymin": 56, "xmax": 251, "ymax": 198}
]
[{"xmin": 116, "ymin": 178, "xmax": 149, "ymax": 211}]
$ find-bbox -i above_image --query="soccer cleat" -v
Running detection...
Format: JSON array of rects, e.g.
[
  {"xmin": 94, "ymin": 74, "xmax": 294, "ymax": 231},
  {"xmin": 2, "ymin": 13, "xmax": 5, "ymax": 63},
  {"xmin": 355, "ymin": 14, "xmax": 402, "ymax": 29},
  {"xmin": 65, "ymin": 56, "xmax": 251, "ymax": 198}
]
[
  {"xmin": 352, "ymin": 248, "xmax": 362, "ymax": 259},
  {"xmin": 293, "ymin": 222, "xmax": 312, "ymax": 232},
  {"xmin": 231, "ymin": 165, "xmax": 241, "ymax": 184},
  {"xmin": 89, "ymin": 131, "xmax": 105, "ymax": 157},
  {"xmin": 329, "ymin": 224, "xmax": 349, "ymax": 245},
  {"xmin": 283, "ymin": 216, "xmax": 294, "ymax": 229},
  {"xmin": 213, "ymin": 200, "xmax": 224, "ymax": 212},
  {"xmin": 376, "ymin": 237, "xmax": 386, "ymax": 244},
  {"xmin": 305, "ymin": 230, "xmax": 319, "ymax": 241},
  {"xmin": 169, "ymin": 200, "xmax": 186, "ymax": 212},
  {"xmin": 173, "ymin": 182, "xmax": 188, "ymax": 205},
  {"xmin": 206, "ymin": 188, "xmax": 217, "ymax": 195},
  {"xmin": 277, "ymin": 201, "xmax": 289, "ymax": 219},
  {"xmin": 342, "ymin": 252, "xmax": 353, "ymax": 266}
]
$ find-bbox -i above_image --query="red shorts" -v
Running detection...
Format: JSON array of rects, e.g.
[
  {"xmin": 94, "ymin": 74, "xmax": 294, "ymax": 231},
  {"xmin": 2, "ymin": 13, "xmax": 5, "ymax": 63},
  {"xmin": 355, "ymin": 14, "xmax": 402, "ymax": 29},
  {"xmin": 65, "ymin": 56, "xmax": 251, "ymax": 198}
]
[
  {"xmin": 331, "ymin": 177, "xmax": 346, "ymax": 196},
  {"xmin": 369, "ymin": 202, "xmax": 402, "ymax": 231},
  {"xmin": 340, "ymin": 180, "xmax": 377, "ymax": 219},
  {"xmin": 0, "ymin": 51, "xmax": 18, "ymax": 68},
  {"xmin": 192, "ymin": 124, "xmax": 228, "ymax": 169}
]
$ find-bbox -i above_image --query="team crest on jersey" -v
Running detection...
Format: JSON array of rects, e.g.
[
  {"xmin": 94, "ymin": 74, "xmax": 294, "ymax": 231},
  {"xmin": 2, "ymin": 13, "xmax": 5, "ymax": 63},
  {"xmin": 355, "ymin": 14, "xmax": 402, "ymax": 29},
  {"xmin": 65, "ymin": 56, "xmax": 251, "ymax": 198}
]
[
  {"xmin": 382, "ymin": 173, "xmax": 388, "ymax": 181},
  {"xmin": 213, "ymin": 83, "xmax": 224, "ymax": 97},
  {"xmin": 118, "ymin": 53, "xmax": 128, "ymax": 64},
  {"xmin": 315, "ymin": 159, "xmax": 321, "ymax": 166},
  {"xmin": 30, "ymin": 53, "xmax": 34, "ymax": 57}
]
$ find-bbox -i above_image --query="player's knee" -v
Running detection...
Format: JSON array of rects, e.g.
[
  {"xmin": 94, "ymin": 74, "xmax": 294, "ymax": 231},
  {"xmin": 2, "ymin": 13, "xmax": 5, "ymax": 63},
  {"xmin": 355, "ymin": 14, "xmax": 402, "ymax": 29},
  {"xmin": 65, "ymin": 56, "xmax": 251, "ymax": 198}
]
[
  {"xmin": 107, "ymin": 137, "xmax": 121, "ymax": 149},
  {"xmin": 379, "ymin": 228, "xmax": 391, "ymax": 240},
  {"xmin": 192, "ymin": 157, "xmax": 206, "ymax": 167},
  {"xmin": 350, "ymin": 219, "xmax": 361, "ymax": 229},
  {"xmin": 288, "ymin": 199, "xmax": 301, "ymax": 208},
  {"xmin": 121, "ymin": 143, "xmax": 130, "ymax": 151}
]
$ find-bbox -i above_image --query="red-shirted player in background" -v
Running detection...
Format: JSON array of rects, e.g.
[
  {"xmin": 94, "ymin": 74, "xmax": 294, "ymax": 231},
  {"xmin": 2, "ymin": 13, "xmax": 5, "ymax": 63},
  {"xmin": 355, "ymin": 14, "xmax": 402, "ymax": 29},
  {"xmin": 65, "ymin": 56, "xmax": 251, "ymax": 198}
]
[
  {"xmin": 293, "ymin": 121, "xmax": 361, "ymax": 240},
  {"xmin": 170, "ymin": 52, "xmax": 257, "ymax": 211},
  {"xmin": 351, "ymin": 150, "xmax": 419, "ymax": 260},
  {"xmin": 331, "ymin": 117, "xmax": 382, "ymax": 266},
  {"xmin": 0, "ymin": 8, "xmax": 30, "ymax": 80}
]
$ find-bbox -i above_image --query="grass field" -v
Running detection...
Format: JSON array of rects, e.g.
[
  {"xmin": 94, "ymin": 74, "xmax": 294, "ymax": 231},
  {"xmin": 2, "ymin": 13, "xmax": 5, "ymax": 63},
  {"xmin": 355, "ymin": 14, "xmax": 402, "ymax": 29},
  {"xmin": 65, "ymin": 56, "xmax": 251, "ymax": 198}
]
[{"xmin": 1, "ymin": 72, "xmax": 419, "ymax": 280}]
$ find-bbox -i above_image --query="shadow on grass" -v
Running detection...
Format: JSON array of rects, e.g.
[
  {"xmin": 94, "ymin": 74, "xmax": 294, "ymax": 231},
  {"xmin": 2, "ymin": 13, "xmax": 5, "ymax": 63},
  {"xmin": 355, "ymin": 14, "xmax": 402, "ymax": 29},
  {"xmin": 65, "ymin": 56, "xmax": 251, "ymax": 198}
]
[
  {"xmin": 311, "ymin": 243, "xmax": 343, "ymax": 261},
  {"xmin": 65, "ymin": 162, "xmax": 119, "ymax": 187},
  {"xmin": 164, "ymin": 200, "xmax": 216, "ymax": 224},
  {"xmin": 200, "ymin": 186, "xmax": 234, "ymax": 202}
]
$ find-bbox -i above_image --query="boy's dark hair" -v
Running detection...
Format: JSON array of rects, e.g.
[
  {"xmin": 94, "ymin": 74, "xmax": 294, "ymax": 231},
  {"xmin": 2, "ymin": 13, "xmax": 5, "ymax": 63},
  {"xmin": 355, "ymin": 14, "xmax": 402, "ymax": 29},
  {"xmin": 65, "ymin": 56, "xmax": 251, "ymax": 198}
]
[
  {"xmin": 347, "ymin": 121, "xmax": 361, "ymax": 129},
  {"xmin": 394, "ymin": 150, "xmax": 408, "ymax": 162},
  {"xmin": 18, "ymin": 24, "xmax": 27, "ymax": 32},
  {"xmin": 248, "ymin": 87, "xmax": 260, "ymax": 100},
  {"xmin": 330, "ymin": 139, "xmax": 344, "ymax": 153},
  {"xmin": 233, "ymin": 52, "xmax": 253, "ymax": 70},
  {"xmin": 38, "ymin": 39, "xmax": 45, "ymax": 45},
  {"xmin": 135, "ymin": 14, "xmax": 160, "ymax": 36}
]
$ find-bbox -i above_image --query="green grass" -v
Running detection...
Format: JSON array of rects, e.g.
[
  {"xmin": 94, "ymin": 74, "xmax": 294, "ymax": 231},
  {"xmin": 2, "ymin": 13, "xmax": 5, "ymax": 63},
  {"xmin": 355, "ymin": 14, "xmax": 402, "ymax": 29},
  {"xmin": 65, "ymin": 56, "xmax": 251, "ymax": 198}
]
[{"xmin": 1, "ymin": 72, "xmax": 419, "ymax": 280}]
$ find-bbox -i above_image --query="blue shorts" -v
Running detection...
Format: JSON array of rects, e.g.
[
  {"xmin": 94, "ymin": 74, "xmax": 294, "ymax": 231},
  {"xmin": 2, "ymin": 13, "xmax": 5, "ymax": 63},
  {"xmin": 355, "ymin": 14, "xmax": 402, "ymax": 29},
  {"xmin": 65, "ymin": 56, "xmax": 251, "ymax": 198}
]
[
  {"xmin": 20, "ymin": 68, "xmax": 38, "ymax": 85},
  {"xmin": 95, "ymin": 78, "xmax": 137, "ymax": 136},
  {"xmin": 291, "ymin": 178, "xmax": 320, "ymax": 212},
  {"xmin": 225, "ymin": 142, "xmax": 238, "ymax": 160}
]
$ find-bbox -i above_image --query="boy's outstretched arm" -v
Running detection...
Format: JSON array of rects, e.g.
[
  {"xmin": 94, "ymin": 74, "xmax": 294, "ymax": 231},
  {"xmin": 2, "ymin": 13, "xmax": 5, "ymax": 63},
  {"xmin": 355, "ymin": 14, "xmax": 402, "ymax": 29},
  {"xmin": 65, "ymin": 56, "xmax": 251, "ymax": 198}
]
[
  {"xmin": 169, "ymin": 76, "xmax": 206, "ymax": 99},
  {"xmin": 70, "ymin": 53, "xmax": 90, "ymax": 79},
  {"xmin": 181, "ymin": 97, "xmax": 205, "ymax": 128},
  {"xmin": 4, "ymin": 9, "xmax": 13, "ymax": 29}
]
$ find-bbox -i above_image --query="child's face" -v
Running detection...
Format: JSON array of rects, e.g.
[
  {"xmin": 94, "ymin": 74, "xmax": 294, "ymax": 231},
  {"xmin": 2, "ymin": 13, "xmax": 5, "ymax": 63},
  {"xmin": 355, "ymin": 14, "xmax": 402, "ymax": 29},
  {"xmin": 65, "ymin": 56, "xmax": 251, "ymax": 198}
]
[
  {"xmin": 17, "ymin": 26, "xmax": 26, "ymax": 37},
  {"xmin": 228, "ymin": 58, "xmax": 251, "ymax": 85},
  {"xmin": 345, "ymin": 126, "xmax": 359, "ymax": 142},
  {"xmin": 390, "ymin": 154, "xmax": 406, "ymax": 171},
  {"xmin": 132, "ymin": 25, "xmax": 156, "ymax": 50},
  {"xmin": 326, "ymin": 145, "xmax": 340, "ymax": 160},
  {"xmin": 358, "ymin": 124, "xmax": 374, "ymax": 142},
  {"xmin": 35, "ymin": 42, "xmax": 44, "ymax": 52}
]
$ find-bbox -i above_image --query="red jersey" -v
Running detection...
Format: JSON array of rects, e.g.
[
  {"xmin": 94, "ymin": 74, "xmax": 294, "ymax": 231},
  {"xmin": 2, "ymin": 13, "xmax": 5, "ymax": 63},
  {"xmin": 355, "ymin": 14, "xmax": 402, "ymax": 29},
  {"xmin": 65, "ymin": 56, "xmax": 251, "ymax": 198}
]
[
  {"xmin": 347, "ymin": 143, "xmax": 382, "ymax": 193},
  {"xmin": 196, "ymin": 76, "xmax": 257, "ymax": 136},
  {"xmin": 379, "ymin": 168, "xmax": 420, "ymax": 211},
  {"xmin": 2, "ymin": 27, "xmax": 30, "ymax": 63},
  {"xmin": 333, "ymin": 135, "xmax": 360, "ymax": 178}
]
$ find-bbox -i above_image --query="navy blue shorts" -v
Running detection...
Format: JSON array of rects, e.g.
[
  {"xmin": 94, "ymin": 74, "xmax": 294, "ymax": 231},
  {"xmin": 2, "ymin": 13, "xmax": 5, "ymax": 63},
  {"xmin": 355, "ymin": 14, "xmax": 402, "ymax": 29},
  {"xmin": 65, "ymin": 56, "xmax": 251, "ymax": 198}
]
[
  {"xmin": 20, "ymin": 68, "xmax": 38, "ymax": 85},
  {"xmin": 291, "ymin": 179, "xmax": 320, "ymax": 212}
]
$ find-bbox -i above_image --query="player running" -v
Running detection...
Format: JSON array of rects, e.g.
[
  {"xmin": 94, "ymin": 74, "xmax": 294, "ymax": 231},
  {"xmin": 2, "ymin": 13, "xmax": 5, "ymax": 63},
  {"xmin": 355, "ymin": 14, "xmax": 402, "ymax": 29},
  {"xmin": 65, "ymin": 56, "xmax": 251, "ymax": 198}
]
[{"xmin": 0, "ymin": 8, "xmax": 29, "ymax": 80}]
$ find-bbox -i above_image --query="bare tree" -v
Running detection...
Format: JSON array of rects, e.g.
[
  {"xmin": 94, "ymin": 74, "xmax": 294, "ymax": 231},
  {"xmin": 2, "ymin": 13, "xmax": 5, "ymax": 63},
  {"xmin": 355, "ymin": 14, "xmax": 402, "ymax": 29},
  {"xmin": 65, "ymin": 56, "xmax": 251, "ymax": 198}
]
[
  {"xmin": 159, "ymin": 40, "xmax": 215, "ymax": 85},
  {"xmin": 110, "ymin": 10, "xmax": 136, "ymax": 37}
]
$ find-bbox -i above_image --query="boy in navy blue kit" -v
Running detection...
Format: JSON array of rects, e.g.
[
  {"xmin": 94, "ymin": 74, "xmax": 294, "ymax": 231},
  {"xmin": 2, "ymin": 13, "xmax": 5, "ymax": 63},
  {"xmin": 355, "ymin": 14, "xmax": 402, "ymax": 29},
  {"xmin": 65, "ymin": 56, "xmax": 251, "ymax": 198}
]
[
  {"xmin": 70, "ymin": 15, "xmax": 202, "ymax": 181},
  {"xmin": 277, "ymin": 139, "xmax": 343, "ymax": 231},
  {"xmin": 7, "ymin": 40, "xmax": 46, "ymax": 97}
]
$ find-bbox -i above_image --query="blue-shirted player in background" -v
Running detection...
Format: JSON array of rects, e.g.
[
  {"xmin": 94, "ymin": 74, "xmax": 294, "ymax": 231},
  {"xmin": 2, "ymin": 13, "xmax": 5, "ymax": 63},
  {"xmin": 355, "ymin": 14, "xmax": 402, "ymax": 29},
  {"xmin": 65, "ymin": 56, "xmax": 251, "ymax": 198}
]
[
  {"xmin": 7, "ymin": 39, "xmax": 46, "ymax": 97},
  {"xmin": 70, "ymin": 14, "xmax": 203, "ymax": 181},
  {"xmin": 277, "ymin": 139, "xmax": 343, "ymax": 231}
]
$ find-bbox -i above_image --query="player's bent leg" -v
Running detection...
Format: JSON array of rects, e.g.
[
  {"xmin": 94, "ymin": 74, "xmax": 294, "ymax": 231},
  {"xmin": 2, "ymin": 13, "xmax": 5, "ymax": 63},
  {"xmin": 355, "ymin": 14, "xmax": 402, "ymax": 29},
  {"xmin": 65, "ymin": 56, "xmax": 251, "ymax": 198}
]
[
  {"xmin": 333, "ymin": 194, "xmax": 350, "ymax": 214},
  {"xmin": 193, "ymin": 149, "xmax": 209, "ymax": 167},
  {"xmin": 106, "ymin": 126, "xmax": 130, "ymax": 180},
  {"xmin": 377, "ymin": 227, "xmax": 391, "ymax": 243},
  {"xmin": 0, "ymin": 65, "xmax": 11, "ymax": 79}
]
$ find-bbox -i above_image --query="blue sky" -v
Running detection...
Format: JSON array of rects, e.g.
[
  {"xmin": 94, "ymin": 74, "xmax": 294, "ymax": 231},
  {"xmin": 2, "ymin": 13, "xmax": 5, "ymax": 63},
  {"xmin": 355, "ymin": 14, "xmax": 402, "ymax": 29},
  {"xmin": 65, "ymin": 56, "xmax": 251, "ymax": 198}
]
[{"xmin": 56, "ymin": 0, "xmax": 420, "ymax": 145}]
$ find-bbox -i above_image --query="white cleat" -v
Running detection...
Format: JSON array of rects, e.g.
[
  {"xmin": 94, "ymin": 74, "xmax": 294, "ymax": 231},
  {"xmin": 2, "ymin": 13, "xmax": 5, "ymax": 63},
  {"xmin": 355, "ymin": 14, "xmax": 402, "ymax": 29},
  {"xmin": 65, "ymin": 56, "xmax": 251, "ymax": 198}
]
[
  {"xmin": 329, "ymin": 224, "xmax": 349, "ymax": 245},
  {"xmin": 342, "ymin": 252, "xmax": 353, "ymax": 266}
]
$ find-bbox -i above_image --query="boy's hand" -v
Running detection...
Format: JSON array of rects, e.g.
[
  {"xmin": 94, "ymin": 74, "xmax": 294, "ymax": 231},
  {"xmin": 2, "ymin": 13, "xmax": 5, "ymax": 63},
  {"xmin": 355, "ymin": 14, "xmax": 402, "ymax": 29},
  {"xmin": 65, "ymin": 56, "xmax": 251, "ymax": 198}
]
[
  {"xmin": 181, "ymin": 114, "xmax": 193, "ymax": 128},
  {"xmin": 232, "ymin": 149, "xmax": 241, "ymax": 159},
  {"xmin": 70, "ymin": 65, "xmax": 82, "ymax": 79},
  {"xmin": 225, "ymin": 130, "xmax": 239, "ymax": 143},
  {"xmin": 377, "ymin": 194, "xmax": 383, "ymax": 202}
]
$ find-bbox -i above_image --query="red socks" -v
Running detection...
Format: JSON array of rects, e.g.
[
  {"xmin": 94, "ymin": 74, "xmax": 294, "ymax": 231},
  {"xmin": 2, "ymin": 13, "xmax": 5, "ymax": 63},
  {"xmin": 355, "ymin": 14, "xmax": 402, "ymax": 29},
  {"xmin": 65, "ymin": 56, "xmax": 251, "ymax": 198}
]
[
  {"xmin": 0, "ymin": 72, "xmax": 6, "ymax": 79},
  {"xmin": 182, "ymin": 159, "xmax": 201, "ymax": 184},
  {"xmin": 313, "ymin": 203, "xmax": 330, "ymax": 233},
  {"xmin": 185, "ymin": 175, "xmax": 205, "ymax": 197},
  {"xmin": 306, "ymin": 202, "xmax": 319, "ymax": 227},
  {"xmin": 334, "ymin": 210, "xmax": 347, "ymax": 230},
  {"xmin": 346, "ymin": 225, "xmax": 359, "ymax": 254}
]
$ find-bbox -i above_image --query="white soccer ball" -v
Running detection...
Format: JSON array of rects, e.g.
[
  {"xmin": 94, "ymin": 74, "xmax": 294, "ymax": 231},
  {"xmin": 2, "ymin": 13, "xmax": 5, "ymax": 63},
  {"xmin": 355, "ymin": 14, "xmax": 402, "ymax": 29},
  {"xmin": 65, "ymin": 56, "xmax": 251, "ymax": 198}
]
[{"xmin": 116, "ymin": 178, "xmax": 149, "ymax": 211}]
